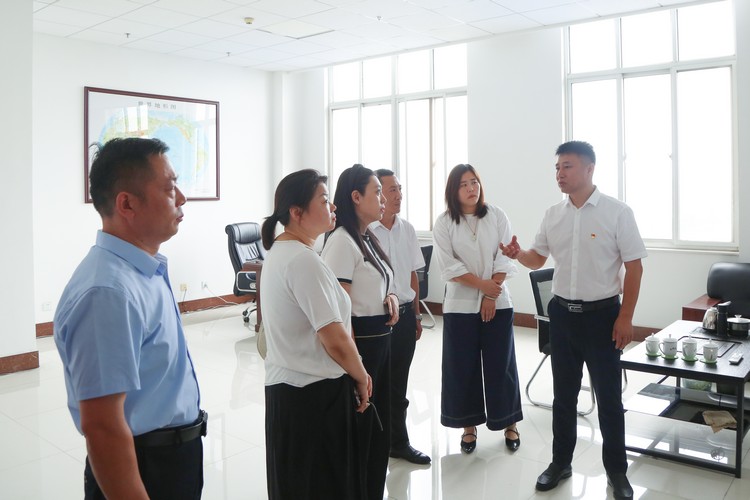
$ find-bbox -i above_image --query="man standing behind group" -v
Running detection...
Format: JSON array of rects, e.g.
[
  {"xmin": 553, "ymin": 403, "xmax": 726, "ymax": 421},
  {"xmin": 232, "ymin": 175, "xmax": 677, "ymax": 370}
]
[
  {"xmin": 370, "ymin": 169, "xmax": 431, "ymax": 465},
  {"xmin": 501, "ymin": 141, "xmax": 646, "ymax": 500},
  {"xmin": 54, "ymin": 137, "xmax": 205, "ymax": 500}
]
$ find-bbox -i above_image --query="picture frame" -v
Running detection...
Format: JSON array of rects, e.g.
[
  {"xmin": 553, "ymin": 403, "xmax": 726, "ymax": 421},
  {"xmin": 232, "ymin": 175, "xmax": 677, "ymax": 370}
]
[{"xmin": 84, "ymin": 87, "xmax": 220, "ymax": 202}]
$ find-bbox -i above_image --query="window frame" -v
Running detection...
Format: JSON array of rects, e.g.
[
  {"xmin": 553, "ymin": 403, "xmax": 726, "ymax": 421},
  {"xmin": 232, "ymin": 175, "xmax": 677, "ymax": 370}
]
[{"xmin": 564, "ymin": 5, "xmax": 738, "ymax": 252}]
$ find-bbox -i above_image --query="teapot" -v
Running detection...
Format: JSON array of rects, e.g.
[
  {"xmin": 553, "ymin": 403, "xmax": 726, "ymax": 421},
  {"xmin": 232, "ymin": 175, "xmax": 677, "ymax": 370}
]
[{"xmin": 702, "ymin": 306, "xmax": 718, "ymax": 330}]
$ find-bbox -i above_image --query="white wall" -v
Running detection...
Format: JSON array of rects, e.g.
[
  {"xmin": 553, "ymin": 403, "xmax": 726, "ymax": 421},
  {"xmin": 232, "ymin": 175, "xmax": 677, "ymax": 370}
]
[
  {"xmin": 0, "ymin": 0, "xmax": 36, "ymax": 359},
  {"xmin": 32, "ymin": 34, "xmax": 275, "ymax": 323}
]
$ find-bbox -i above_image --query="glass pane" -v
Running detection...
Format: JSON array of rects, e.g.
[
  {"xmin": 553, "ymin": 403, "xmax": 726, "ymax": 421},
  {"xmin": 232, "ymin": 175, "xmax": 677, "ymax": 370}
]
[
  {"xmin": 399, "ymin": 99, "xmax": 431, "ymax": 230},
  {"xmin": 622, "ymin": 10, "xmax": 672, "ymax": 67},
  {"xmin": 330, "ymin": 107, "xmax": 359, "ymax": 190},
  {"xmin": 361, "ymin": 103, "xmax": 392, "ymax": 171},
  {"xmin": 398, "ymin": 50, "xmax": 430, "ymax": 94},
  {"xmin": 678, "ymin": 0, "xmax": 734, "ymax": 61},
  {"xmin": 363, "ymin": 56, "xmax": 392, "ymax": 99},
  {"xmin": 569, "ymin": 19, "xmax": 616, "ymax": 73},
  {"xmin": 677, "ymin": 67, "xmax": 732, "ymax": 242},
  {"xmin": 570, "ymin": 79, "xmax": 618, "ymax": 197},
  {"xmin": 331, "ymin": 62, "xmax": 359, "ymax": 102},
  {"xmin": 623, "ymin": 74, "xmax": 672, "ymax": 240},
  {"xmin": 434, "ymin": 44, "xmax": 467, "ymax": 89}
]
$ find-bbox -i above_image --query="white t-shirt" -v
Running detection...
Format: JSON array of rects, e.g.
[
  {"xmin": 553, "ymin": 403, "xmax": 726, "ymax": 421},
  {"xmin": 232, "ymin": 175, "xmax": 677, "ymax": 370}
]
[
  {"xmin": 321, "ymin": 227, "xmax": 394, "ymax": 317},
  {"xmin": 531, "ymin": 188, "xmax": 648, "ymax": 301},
  {"xmin": 261, "ymin": 240, "xmax": 351, "ymax": 387},
  {"xmin": 433, "ymin": 204, "xmax": 517, "ymax": 314},
  {"xmin": 369, "ymin": 216, "xmax": 425, "ymax": 305}
]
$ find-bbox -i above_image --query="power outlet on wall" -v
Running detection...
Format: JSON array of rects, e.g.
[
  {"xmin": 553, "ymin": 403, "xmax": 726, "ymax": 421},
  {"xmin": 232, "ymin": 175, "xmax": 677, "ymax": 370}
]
[
  {"xmin": 179, "ymin": 283, "xmax": 188, "ymax": 292},
  {"xmin": 201, "ymin": 281, "xmax": 208, "ymax": 290}
]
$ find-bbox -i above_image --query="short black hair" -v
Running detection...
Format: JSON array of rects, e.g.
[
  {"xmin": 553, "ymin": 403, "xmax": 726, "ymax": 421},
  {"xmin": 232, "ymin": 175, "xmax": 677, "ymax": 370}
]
[
  {"xmin": 556, "ymin": 140, "xmax": 595, "ymax": 165},
  {"xmin": 89, "ymin": 137, "xmax": 170, "ymax": 217},
  {"xmin": 374, "ymin": 168, "xmax": 395, "ymax": 180}
]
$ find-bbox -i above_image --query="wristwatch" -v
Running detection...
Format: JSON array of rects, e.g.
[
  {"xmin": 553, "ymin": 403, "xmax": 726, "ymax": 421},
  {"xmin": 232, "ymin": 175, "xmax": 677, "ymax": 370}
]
[{"xmin": 415, "ymin": 314, "xmax": 423, "ymax": 321}]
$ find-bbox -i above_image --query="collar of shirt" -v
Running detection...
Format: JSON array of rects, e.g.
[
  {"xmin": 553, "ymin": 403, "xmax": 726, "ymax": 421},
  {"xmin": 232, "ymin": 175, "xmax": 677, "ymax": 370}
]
[
  {"xmin": 565, "ymin": 186, "xmax": 601, "ymax": 210},
  {"xmin": 96, "ymin": 230, "xmax": 167, "ymax": 278}
]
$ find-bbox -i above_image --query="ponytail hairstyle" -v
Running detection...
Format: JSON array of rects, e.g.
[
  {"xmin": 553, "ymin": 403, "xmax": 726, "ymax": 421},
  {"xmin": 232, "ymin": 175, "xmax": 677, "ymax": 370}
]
[
  {"xmin": 261, "ymin": 169, "xmax": 328, "ymax": 250},
  {"xmin": 445, "ymin": 163, "xmax": 488, "ymax": 224},
  {"xmin": 325, "ymin": 164, "xmax": 392, "ymax": 277}
]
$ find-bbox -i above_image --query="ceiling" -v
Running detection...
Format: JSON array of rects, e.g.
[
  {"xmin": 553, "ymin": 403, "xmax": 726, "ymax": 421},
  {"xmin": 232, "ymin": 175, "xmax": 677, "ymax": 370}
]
[{"xmin": 33, "ymin": 0, "xmax": 701, "ymax": 72}]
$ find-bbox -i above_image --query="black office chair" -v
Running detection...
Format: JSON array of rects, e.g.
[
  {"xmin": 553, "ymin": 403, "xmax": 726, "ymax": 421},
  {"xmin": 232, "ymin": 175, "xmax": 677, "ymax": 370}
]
[
  {"xmin": 526, "ymin": 268, "xmax": 596, "ymax": 416},
  {"xmin": 225, "ymin": 222, "xmax": 265, "ymax": 330},
  {"xmin": 706, "ymin": 262, "xmax": 750, "ymax": 317},
  {"xmin": 417, "ymin": 245, "xmax": 436, "ymax": 329}
]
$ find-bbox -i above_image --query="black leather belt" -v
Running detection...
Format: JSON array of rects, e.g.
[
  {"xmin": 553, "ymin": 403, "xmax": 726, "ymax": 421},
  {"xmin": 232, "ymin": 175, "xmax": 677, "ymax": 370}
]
[
  {"xmin": 133, "ymin": 410, "xmax": 208, "ymax": 447},
  {"xmin": 554, "ymin": 295, "xmax": 619, "ymax": 313},
  {"xmin": 398, "ymin": 302, "xmax": 413, "ymax": 315}
]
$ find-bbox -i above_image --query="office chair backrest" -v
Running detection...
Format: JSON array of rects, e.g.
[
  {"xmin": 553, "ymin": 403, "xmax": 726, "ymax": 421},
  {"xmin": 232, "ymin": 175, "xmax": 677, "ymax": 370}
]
[
  {"xmin": 706, "ymin": 262, "xmax": 750, "ymax": 317},
  {"xmin": 418, "ymin": 245, "xmax": 433, "ymax": 301},
  {"xmin": 225, "ymin": 222, "xmax": 265, "ymax": 296},
  {"xmin": 529, "ymin": 268, "xmax": 554, "ymax": 353}
]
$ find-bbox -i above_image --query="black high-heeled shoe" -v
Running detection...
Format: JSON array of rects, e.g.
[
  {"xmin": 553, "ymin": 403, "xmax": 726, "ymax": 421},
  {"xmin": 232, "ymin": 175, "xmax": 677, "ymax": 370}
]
[
  {"xmin": 504, "ymin": 426, "xmax": 520, "ymax": 452},
  {"xmin": 460, "ymin": 427, "xmax": 477, "ymax": 454}
]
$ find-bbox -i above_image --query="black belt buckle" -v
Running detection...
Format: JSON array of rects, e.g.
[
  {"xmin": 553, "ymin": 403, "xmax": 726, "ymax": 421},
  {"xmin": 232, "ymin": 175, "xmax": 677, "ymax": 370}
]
[
  {"xmin": 567, "ymin": 302, "xmax": 583, "ymax": 313},
  {"xmin": 199, "ymin": 410, "xmax": 208, "ymax": 437}
]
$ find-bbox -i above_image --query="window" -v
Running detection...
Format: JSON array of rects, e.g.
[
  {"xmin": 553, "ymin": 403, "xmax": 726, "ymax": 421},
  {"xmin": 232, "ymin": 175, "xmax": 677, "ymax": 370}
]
[
  {"xmin": 567, "ymin": 0, "xmax": 736, "ymax": 250},
  {"xmin": 328, "ymin": 46, "xmax": 468, "ymax": 232}
]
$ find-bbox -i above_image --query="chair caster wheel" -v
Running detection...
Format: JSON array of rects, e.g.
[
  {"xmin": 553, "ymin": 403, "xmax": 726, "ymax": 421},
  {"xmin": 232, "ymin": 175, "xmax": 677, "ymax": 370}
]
[{"xmin": 243, "ymin": 317, "xmax": 250, "ymax": 323}]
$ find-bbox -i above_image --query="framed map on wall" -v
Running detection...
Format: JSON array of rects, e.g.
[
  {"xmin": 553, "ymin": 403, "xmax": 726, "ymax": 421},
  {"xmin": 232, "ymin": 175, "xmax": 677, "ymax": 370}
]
[{"xmin": 84, "ymin": 87, "xmax": 220, "ymax": 202}]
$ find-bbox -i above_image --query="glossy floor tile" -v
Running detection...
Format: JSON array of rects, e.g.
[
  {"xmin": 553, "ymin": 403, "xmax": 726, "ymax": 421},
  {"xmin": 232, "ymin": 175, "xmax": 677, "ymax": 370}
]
[{"xmin": 0, "ymin": 304, "xmax": 748, "ymax": 499}]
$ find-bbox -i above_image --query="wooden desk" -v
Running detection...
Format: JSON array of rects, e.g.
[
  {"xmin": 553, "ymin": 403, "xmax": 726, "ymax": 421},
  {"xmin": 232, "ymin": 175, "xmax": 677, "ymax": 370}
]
[
  {"xmin": 241, "ymin": 260, "xmax": 263, "ymax": 332},
  {"xmin": 621, "ymin": 320, "xmax": 750, "ymax": 477}
]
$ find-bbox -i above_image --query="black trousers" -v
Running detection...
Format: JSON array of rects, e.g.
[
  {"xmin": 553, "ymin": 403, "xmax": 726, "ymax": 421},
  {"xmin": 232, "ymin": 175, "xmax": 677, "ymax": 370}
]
[
  {"xmin": 265, "ymin": 375, "xmax": 360, "ymax": 500},
  {"xmin": 390, "ymin": 304, "xmax": 418, "ymax": 450},
  {"xmin": 84, "ymin": 435, "xmax": 203, "ymax": 500},
  {"xmin": 441, "ymin": 308, "xmax": 523, "ymax": 430},
  {"xmin": 548, "ymin": 298, "xmax": 628, "ymax": 474},
  {"xmin": 355, "ymin": 332, "xmax": 391, "ymax": 500}
]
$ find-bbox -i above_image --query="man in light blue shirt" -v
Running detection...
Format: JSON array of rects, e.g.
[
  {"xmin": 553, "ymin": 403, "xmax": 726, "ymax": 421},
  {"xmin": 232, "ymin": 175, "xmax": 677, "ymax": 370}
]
[{"xmin": 54, "ymin": 137, "xmax": 204, "ymax": 499}]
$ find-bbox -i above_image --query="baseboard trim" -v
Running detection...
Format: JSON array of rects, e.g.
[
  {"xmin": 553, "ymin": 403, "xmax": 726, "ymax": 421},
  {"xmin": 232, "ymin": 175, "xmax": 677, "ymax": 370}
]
[
  {"xmin": 0, "ymin": 351, "xmax": 40, "ymax": 375},
  {"xmin": 35, "ymin": 294, "xmax": 255, "ymax": 338}
]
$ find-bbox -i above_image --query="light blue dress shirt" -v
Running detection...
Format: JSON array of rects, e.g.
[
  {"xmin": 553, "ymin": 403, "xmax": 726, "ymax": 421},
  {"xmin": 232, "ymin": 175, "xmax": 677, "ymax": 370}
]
[{"xmin": 54, "ymin": 231, "xmax": 200, "ymax": 435}]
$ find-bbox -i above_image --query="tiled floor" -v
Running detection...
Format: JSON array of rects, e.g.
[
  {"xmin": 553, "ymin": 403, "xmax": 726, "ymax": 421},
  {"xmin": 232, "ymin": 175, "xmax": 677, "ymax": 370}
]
[{"xmin": 1, "ymin": 304, "xmax": 749, "ymax": 499}]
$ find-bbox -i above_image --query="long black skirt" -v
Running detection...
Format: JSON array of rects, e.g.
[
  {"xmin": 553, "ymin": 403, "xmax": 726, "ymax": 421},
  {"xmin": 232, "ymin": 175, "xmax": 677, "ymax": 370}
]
[{"xmin": 266, "ymin": 375, "xmax": 360, "ymax": 499}]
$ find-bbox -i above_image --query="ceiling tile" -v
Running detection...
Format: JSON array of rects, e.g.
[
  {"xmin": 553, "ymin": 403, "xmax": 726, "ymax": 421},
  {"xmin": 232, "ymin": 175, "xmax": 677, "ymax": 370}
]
[
  {"xmin": 341, "ymin": 21, "xmax": 414, "ymax": 40},
  {"xmin": 70, "ymin": 29, "xmax": 132, "ymax": 45},
  {"xmin": 271, "ymin": 39, "xmax": 330, "ymax": 56},
  {"xmin": 260, "ymin": 19, "xmax": 332, "ymax": 38},
  {"xmin": 53, "ymin": 0, "xmax": 142, "ymax": 17},
  {"xmin": 90, "ymin": 18, "xmax": 167, "ymax": 38},
  {"xmin": 491, "ymin": 0, "xmax": 578, "ymax": 12},
  {"xmin": 120, "ymin": 5, "xmax": 202, "ymax": 29},
  {"xmin": 523, "ymin": 3, "xmax": 597, "ymax": 25},
  {"xmin": 342, "ymin": 0, "xmax": 424, "ymax": 21},
  {"xmin": 436, "ymin": 0, "xmax": 513, "ymax": 23},
  {"xmin": 579, "ymin": 0, "xmax": 661, "ymax": 17},
  {"xmin": 146, "ymin": 29, "xmax": 213, "ymax": 47},
  {"xmin": 470, "ymin": 13, "xmax": 541, "ymax": 34},
  {"xmin": 430, "ymin": 23, "xmax": 492, "ymax": 42},
  {"xmin": 387, "ymin": 11, "xmax": 463, "ymax": 31},
  {"xmin": 299, "ymin": 8, "xmax": 375, "ymax": 30},
  {"xmin": 387, "ymin": 32, "xmax": 445, "ymax": 50},
  {"xmin": 226, "ymin": 29, "xmax": 290, "ymax": 48},
  {"xmin": 34, "ymin": 5, "xmax": 111, "ymax": 28},
  {"xmin": 33, "ymin": 19, "xmax": 84, "ymax": 37},
  {"xmin": 151, "ymin": 0, "xmax": 238, "ymax": 18},
  {"xmin": 123, "ymin": 38, "xmax": 184, "ymax": 53},
  {"xmin": 192, "ymin": 39, "xmax": 257, "ymax": 56},
  {"xmin": 177, "ymin": 18, "xmax": 249, "ymax": 38},
  {"xmin": 250, "ymin": 0, "xmax": 333, "ymax": 18},
  {"xmin": 305, "ymin": 29, "xmax": 367, "ymax": 48},
  {"xmin": 209, "ymin": 6, "xmax": 289, "ymax": 29},
  {"xmin": 172, "ymin": 46, "xmax": 230, "ymax": 61}
]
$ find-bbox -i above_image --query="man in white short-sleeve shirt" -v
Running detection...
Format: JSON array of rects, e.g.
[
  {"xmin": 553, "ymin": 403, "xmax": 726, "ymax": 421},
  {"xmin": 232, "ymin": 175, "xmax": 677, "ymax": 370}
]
[
  {"xmin": 370, "ymin": 169, "xmax": 431, "ymax": 465},
  {"xmin": 501, "ymin": 141, "xmax": 646, "ymax": 500}
]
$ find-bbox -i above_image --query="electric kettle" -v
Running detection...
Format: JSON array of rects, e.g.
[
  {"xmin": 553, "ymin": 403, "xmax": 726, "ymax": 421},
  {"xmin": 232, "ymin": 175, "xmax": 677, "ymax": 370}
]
[{"xmin": 702, "ymin": 306, "xmax": 718, "ymax": 330}]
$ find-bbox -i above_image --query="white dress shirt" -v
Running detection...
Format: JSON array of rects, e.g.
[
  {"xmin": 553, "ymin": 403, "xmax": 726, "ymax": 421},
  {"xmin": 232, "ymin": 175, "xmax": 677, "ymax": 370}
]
[
  {"xmin": 433, "ymin": 205, "xmax": 517, "ymax": 314},
  {"xmin": 369, "ymin": 216, "xmax": 425, "ymax": 305},
  {"xmin": 531, "ymin": 188, "xmax": 648, "ymax": 301}
]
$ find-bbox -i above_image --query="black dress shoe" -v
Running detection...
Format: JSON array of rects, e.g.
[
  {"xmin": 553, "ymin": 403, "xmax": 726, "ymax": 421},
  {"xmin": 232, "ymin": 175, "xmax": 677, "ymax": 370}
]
[
  {"xmin": 389, "ymin": 445, "xmax": 431, "ymax": 465},
  {"xmin": 607, "ymin": 472, "xmax": 633, "ymax": 500},
  {"xmin": 504, "ymin": 426, "xmax": 520, "ymax": 452},
  {"xmin": 460, "ymin": 427, "xmax": 477, "ymax": 454},
  {"xmin": 535, "ymin": 463, "xmax": 572, "ymax": 491}
]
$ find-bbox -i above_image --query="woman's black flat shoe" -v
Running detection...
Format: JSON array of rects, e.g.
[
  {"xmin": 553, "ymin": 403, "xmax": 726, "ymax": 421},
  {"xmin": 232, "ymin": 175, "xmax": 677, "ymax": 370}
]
[
  {"xmin": 460, "ymin": 428, "xmax": 477, "ymax": 454},
  {"xmin": 504, "ymin": 427, "xmax": 520, "ymax": 452}
]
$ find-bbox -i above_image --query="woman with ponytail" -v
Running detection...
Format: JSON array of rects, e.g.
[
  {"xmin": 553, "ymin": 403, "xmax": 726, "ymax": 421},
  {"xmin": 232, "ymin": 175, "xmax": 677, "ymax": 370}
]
[
  {"xmin": 261, "ymin": 169, "xmax": 371, "ymax": 500},
  {"xmin": 321, "ymin": 164, "xmax": 399, "ymax": 500}
]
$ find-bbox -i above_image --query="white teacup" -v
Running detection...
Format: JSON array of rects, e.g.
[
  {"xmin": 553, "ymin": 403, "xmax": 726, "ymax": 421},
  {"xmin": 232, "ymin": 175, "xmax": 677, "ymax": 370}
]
[
  {"xmin": 703, "ymin": 342, "xmax": 719, "ymax": 363},
  {"xmin": 681, "ymin": 336, "xmax": 698, "ymax": 360},
  {"xmin": 645, "ymin": 334, "xmax": 660, "ymax": 356},
  {"xmin": 660, "ymin": 335, "xmax": 678, "ymax": 358}
]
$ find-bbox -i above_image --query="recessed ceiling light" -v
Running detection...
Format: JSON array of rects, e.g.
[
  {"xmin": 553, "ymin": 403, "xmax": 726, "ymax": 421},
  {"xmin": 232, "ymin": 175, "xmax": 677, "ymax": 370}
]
[{"xmin": 259, "ymin": 20, "xmax": 332, "ymax": 40}]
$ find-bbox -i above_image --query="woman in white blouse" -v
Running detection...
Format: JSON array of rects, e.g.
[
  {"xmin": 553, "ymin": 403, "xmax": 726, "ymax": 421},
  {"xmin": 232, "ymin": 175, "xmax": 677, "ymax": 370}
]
[
  {"xmin": 261, "ymin": 169, "xmax": 371, "ymax": 499},
  {"xmin": 322, "ymin": 164, "xmax": 399, "ymax": 500},
  {"xmin": 433, "ymin": 164, "xmax": 523, "ymax": 454}
]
